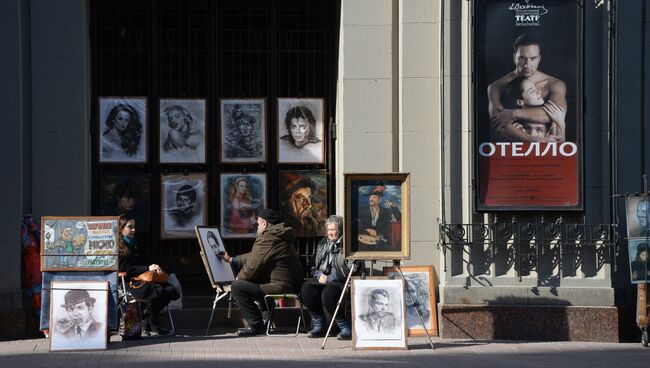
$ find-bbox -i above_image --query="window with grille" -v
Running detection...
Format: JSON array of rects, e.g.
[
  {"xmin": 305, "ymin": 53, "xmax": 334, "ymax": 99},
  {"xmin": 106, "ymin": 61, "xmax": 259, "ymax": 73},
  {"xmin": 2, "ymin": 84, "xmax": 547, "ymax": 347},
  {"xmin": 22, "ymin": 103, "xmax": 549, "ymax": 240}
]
[{"xmin": 90, "ymin": 0, "xmax": 340, "ymax": 291}]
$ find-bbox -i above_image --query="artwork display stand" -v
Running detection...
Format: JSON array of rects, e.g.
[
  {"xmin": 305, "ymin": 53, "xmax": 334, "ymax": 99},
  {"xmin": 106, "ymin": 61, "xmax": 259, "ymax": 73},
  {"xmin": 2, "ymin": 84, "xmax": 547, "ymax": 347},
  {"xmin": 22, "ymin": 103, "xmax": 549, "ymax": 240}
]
[
  {"xmin": 204, "ymin": 283, "xmax": 232, "ymax": 335},
  {"xmin": 320, "ymin": 259, "xmax": 435, "ymax": 350}
]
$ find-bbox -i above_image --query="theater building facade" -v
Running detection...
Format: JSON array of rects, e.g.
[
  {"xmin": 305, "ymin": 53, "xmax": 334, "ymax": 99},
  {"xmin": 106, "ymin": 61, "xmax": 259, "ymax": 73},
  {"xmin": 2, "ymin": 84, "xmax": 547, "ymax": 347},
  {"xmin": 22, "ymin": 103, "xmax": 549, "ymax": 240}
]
[{"xmin": 2, "ymin": 0, "xmax": 649, "ymax": 341}]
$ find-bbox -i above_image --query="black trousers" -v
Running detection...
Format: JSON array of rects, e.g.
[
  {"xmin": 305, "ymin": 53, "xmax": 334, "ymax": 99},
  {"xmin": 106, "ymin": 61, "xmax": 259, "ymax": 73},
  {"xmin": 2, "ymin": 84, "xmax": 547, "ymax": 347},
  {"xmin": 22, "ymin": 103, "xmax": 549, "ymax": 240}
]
[
  {"xmin": 300, "ymin": 280, "xmax": 348, "ymax": 321},
  {"xmin": 146, "ymin": 283, "xmax": 180, "ymax": 328},
  {"xmin": 230, "ymin": 279, "xmax": 268, "ymax": 328}
]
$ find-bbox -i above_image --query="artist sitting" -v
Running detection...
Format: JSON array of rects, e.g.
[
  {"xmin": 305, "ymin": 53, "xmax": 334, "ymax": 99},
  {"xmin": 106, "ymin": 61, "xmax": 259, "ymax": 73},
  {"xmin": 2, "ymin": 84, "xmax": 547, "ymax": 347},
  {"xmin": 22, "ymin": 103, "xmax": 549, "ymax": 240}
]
[
  {"xmin": 301, "ymin": 215, "xmax": 357, "ymax": 340},
  {"xmin": 219, "ymin": 209, "xmax": 304, "ymax": 337},
  {"xmin": 118, "ymin": 214, "xmax": 179, "ymax": 336}
]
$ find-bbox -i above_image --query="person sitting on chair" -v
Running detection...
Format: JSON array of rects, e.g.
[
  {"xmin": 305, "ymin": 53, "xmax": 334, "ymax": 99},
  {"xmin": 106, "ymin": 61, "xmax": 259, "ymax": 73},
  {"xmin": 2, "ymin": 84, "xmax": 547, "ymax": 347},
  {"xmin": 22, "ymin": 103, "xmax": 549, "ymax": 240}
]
[
  {"xmin": 301, "ymin": 215, "xmax": 356, "ymax": 340},
  {"xmin": 219, "ymin": 208, "xmax": 304, "ymax": 337},
  {"xmin": 118, "ymin": 214, "xmax": 180, "ymax": 336}
]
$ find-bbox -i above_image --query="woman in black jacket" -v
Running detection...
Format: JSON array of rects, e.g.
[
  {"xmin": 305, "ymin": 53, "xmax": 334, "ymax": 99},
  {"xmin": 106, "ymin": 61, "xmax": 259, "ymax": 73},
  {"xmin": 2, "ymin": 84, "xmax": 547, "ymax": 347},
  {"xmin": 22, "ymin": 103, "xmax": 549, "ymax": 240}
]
[
  {"xmin": 300, "ymin": 215, "xmax": 355, "ymax": 340},
  {"xmin": 118, "ymin": 214, "xmax": 179, "ymax": 336}
]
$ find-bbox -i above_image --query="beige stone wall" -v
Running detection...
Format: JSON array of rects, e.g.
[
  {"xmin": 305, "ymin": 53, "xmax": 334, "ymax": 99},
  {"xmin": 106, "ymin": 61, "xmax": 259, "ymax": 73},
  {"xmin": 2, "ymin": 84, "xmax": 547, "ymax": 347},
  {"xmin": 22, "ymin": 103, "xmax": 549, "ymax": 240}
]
[{"xmin": 335, "ymin": 1, "xmax": 443, "ymax": 281}]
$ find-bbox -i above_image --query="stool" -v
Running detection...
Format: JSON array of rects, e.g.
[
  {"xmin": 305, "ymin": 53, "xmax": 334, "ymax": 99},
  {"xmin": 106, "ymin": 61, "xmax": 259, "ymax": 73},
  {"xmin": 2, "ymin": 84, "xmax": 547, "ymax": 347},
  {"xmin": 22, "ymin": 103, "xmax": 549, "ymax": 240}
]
[{"xmin": 263, "ymin": 293, "xmax": 307, "ymax": 336}]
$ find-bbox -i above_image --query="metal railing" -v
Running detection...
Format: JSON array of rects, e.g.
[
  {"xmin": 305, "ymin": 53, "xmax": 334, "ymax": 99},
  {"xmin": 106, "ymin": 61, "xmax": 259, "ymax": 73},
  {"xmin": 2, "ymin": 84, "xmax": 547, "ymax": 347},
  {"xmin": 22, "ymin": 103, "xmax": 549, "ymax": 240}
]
[{"xmin": 438, "ymin": 222, "xmax": 618, "ymax": 285}]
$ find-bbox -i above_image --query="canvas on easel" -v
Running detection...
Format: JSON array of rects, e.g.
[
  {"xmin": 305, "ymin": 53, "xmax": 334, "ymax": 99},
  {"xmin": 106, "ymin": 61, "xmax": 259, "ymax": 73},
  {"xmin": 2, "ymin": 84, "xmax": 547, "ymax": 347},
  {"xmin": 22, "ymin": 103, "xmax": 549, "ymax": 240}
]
[{"xmin": 195, "ymin": 226, "xmax": 235, "ymax": 286}]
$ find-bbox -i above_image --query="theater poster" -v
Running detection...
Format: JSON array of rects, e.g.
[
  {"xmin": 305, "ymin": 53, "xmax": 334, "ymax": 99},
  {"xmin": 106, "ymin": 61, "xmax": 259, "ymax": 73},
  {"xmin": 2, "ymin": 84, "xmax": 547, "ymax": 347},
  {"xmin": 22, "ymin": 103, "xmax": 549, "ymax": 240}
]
[{"xmin": 474, "ymin": 0, "xmax": 583, "ymax": 211}]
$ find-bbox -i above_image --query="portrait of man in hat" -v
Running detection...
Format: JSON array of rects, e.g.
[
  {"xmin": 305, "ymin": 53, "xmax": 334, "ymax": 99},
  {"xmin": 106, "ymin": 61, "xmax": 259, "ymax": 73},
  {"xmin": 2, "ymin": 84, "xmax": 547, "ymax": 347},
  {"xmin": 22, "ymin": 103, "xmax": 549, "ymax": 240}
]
[
  {"xmin": 280, "ymin": 172, "xmax": 328, "ymax": 237},
  {"xmin": 221, "ymin": 99, "xmax": 266, "ymax": 163},
  {"xmin": 56, "ymin": 289, "xmax": 104, "ymax": 339},
  {"xmin": 357, "ymin": 185, "xmax": 402, "ymax": 251}
]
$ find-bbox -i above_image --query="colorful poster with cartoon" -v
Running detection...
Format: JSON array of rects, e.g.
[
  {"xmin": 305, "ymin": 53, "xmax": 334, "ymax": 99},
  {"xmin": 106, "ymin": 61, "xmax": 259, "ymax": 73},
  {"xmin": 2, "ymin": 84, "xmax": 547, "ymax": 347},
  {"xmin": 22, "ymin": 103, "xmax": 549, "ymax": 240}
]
[{"xmin": 41, "ymin": 217, "xmax": 119, "ymax": 271}]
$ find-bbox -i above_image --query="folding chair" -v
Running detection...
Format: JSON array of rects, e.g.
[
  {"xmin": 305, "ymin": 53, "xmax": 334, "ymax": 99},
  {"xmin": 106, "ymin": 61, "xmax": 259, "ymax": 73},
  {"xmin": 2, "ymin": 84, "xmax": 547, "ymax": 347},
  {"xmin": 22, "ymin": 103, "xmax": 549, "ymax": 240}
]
[
  {"xmin": 117, "ymin": 272, "xmax": 175, "ymax": 336},
  {"xmin": 263, "ymin": 293, "xmax": 307, "ymax": 336}
]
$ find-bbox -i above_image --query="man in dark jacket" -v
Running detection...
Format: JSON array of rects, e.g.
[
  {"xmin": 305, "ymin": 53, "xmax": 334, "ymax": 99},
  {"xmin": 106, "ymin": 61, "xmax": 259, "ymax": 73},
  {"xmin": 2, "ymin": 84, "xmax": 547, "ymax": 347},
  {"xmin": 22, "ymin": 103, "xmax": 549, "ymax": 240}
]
[{"xmin": 220, "ymin": 208, "xmax": 304, "ymax": 336}]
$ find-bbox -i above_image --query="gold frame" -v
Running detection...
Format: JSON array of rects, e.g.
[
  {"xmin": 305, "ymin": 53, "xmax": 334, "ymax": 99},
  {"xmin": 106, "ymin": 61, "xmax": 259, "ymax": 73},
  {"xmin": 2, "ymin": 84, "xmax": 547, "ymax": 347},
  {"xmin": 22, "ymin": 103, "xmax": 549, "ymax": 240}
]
[{"xmin": 344, "ymin": 173, "xmax": 410, "ymax": 260}]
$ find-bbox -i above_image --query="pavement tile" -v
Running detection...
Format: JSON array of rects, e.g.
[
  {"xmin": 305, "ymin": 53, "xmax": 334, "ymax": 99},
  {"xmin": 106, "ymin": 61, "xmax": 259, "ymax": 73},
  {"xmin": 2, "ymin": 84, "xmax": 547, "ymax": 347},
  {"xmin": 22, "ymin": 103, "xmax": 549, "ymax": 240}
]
[{"xmin": 2, "ymin": 334, "xmax": 650, "ymax": 367}]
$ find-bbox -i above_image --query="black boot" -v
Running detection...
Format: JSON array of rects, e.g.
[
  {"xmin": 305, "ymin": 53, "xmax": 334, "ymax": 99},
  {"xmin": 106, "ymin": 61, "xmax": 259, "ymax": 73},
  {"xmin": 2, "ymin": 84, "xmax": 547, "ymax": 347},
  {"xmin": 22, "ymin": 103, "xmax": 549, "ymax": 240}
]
[
  {"xmin": 335, "ymin": 317, "xmax": 352, "ymax": 340},
  {"xmin": 307, "ymin": 313, "xmax": 326, "ymax": 338}
]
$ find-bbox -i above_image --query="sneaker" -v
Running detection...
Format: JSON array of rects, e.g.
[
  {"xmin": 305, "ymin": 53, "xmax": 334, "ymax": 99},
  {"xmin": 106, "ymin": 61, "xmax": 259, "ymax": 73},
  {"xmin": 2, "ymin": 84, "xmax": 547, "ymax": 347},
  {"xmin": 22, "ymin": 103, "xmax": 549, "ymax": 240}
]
[{"xmin": 149, "ymin": 328, "xmax": 173, "ymax": 337}]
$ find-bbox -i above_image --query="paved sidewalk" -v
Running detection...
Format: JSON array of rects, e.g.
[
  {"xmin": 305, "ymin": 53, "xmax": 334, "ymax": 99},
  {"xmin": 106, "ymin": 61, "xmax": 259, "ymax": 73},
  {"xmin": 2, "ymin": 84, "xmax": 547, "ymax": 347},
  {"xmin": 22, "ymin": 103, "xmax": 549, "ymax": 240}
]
[{"xmin": 1, "ymin": 331, "xmax": 649, "ymax": 368}]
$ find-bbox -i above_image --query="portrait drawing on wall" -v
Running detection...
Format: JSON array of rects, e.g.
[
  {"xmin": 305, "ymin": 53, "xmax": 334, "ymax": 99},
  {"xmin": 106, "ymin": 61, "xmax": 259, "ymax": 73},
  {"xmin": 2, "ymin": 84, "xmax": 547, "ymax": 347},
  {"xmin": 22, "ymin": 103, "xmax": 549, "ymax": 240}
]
[
  {"xmin": 279, "ymin": 171, "xmax": 328, "ymax": 237},
  {"xmin": 220, "ymin": 173, "xmax": 267, "ymax": 238},
  {"xmin": 161, "ymin": 173, "xmax": 207, "ymax": 238},
  {"xmin": 99, "ymin": 174, "xmax": 150, "ymax": 229},
  {"xmin": 220, "ymin": 98, "xmax": 266, "ymax": 163},
  {"xmin": 98, "ymin": 97, "xmax": 147, "ymax": 163},
  {"xmin": 277, "ymin": 98, "xmax": 325, "ymax": 164},
  {"xmin": 159, "ymin": 98, "xmax": 206, "ymax": 164}
]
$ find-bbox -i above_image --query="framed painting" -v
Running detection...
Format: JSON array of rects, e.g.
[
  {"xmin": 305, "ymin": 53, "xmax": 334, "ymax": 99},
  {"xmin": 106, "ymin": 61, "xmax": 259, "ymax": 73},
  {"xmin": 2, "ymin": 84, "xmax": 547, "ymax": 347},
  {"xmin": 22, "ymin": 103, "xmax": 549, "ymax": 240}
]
[
  {"xmin": 277, "ymin": 98, "xmax": 325, "ymax": 164},
  {"xmin": 351, "ymin": 277, "xmax": 407, "ymax": 350},
  {"xmin": 279, "ymin": 171, "xmax": 328, "ymax": 237},
  {"xmin": 194, "ymin": 226, "xmax": 235, "ymax": 286},
  {"xmin": 383, "ymin": 266, "xmax": 437, "ymax": 336},
  {"xmin": 626, "ymin": 196, "xmax": 650, "ymax": 238},
  {"xmin": 629, "ymin": 239, "xmax": 650, "ymax": 284},
  {"xmin": 98, "ymin": 173, "xmax": 151, "ymax": 229},
  {"xmin": 40, "ymin": 272, "xmax": 118, "ymax": 332},
  {"xmin": 49, "ymin": 281, "xmax": 108, "ymax": 351},
  {"xmin": 98, "ymin": 97, "xmax": 148, "ymax": 163},
  {"xmin": 161, "ymin": 173, "xmax": 208, "ymax": 239},
  {"xmin": 41, "ymin": 216, "xmax": 119, "ymax": 272},
  {"xmin": 220, "ymin": 98, "xmax": 267, "ymax": 163},
  {"xmin": 220, "ymin": 173, "xmax": 267, "ymax": 238},
  {"xmin": 159, "ymin": 98, "xmax": 207, "ymax": 164},
  {"xmin": 344, "ymin": 173, "xmax": 410, "ymax": 260}
]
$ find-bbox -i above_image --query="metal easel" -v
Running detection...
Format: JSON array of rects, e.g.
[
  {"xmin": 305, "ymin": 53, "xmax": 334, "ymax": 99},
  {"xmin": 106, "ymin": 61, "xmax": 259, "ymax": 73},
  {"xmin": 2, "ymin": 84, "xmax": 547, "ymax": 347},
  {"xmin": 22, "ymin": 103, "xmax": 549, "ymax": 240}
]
[
  {"xmin": 204, "ymin": 283, "xmax": 232, "ymax": 335},
  {"xmin": 320, "ymin": 259, "xmax": 435, "ymax": 350}
]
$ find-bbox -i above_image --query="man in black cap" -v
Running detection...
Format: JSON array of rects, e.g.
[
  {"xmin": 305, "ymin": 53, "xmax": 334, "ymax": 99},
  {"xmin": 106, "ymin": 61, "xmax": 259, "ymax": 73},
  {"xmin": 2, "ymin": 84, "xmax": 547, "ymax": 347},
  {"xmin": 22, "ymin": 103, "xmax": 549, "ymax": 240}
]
[
  {"xmin": 219, "ymin": 208, "xmax": 304, "ymax": 336},
  {"xmin": 357, "ymin": 186, "xmax": 402, "ymax": 250},
  {"xmin": 58, "ymin": 289, "xmax": 104, "ymax": 339}
]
